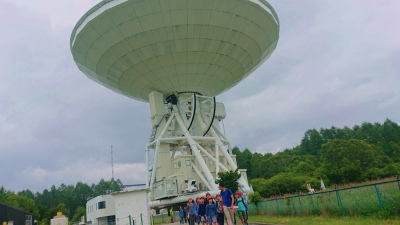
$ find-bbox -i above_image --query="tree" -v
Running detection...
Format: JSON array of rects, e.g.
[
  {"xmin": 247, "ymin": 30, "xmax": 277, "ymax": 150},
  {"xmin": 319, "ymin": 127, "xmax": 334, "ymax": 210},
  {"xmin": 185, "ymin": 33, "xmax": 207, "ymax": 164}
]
[
  {"xmin": 232, "ymin": 147, "xmax": 253, "ymax": 178},
  {"xmin": 300, "ymin": 129, "xmax": 324, "ymax": 155},
  {"xmin": 320, "ymin": 139, "xmax": 382, "ymax": 184},
  {"xmin": 47, "ymin": 203, "xmax": 70, "ymax": 219},
  {"xmin": 0, "ymin": 186, "xmax": 39, "ymax": 216},
  {"xmin": 215, "ymin": 169, "xmax": 241, "ymax": 194},
  {"xmin": 71, "ymin": 206, "xmax": 86, "ymax": 223}
]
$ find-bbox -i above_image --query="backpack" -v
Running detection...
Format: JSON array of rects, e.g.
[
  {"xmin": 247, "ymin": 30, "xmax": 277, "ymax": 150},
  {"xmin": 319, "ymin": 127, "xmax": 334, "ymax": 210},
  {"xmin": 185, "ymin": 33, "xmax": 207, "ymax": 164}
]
[{"xmin": 235, "ymin": 197, "xmax": 247, "ymax": 207}]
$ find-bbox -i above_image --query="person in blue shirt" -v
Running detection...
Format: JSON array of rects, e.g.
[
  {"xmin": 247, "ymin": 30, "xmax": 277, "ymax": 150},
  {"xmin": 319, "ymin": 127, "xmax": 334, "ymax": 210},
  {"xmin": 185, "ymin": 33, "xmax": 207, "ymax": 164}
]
[
  {"xmin": 179, "ymin": 207, "xmax": 185, "ymax": 224},
  {"xmin": 194, "ymin": 197, "xmax": 201, "ymax": 225},
  {"xmin": 235, "ymin": 191, "xmax": 247, "ymax": 225},
  {"xmin": 198, "ymin": 197, "xmax": 206, "ymax": 225},
  {"xmin": 205, "ymin": 198, "xmax": 217, "ymax": 225},
  {"xmin": 219, "ymin": 182, "xmax": 234, "ymax": 225}
]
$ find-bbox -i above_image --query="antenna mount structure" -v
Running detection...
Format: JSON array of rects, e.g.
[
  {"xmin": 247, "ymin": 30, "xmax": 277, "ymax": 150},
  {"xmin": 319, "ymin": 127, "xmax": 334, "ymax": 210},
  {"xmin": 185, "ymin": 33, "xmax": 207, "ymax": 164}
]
[{"xmin": 70, "ymin": 0, "xmax": 280, "ymax": 209}]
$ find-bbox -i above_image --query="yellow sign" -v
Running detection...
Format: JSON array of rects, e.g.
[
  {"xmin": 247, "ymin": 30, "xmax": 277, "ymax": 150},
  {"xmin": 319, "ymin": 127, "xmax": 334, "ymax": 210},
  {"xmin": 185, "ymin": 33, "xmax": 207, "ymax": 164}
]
[
  {"xmin": 3, "ymin": 222, "xmax": 7, "ymax": 225},
  {"xmin": 57, "ymin": 212, "xmax": 62, "ymax": 216}
]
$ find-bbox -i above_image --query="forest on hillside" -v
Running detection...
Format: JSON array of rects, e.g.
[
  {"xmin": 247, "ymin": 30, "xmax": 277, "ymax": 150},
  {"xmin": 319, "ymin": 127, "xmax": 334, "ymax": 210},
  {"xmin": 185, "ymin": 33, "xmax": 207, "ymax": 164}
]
[
  {"xmin": 234, "ymin": 119, "xmax": 400, "ymax": 198},
  {"xmin": 2, "ymin": 119, "xmax": 400, "ymax": 223},
  {"xmin": 0, "ymin": 179, "xmax": 124, "ymax": 225}
]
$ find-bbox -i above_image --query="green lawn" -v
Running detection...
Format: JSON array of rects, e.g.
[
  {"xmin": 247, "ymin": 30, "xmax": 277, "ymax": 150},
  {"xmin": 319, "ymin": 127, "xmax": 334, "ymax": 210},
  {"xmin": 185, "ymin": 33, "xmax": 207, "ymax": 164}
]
[{"xmin": 248, "ymin": 215, "xmax": 400, "ymax": 225}]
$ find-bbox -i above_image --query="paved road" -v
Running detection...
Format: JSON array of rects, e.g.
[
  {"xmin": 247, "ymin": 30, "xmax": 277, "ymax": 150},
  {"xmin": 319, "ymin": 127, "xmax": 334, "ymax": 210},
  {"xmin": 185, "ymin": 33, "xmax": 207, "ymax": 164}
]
[{"xmin": 165, "ymin": 221, "xmax": 280, "ymax": 225}]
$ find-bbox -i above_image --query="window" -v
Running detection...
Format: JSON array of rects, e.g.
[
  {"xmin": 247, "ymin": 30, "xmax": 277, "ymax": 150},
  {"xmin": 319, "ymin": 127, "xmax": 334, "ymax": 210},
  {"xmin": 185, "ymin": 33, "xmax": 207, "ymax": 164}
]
[
  {"xmin": 178, "ymin": 161, "xmax": 181, "ymax": 167},
  {"xmin": 173, "ymin": 163, "xmax": 177, "ymax": 168},
  {"xmin": 98, "ymin": 201, "xmax": 106, "ymax": 209},
  {"xmin": 107, "ymin": 216, "xmax": 115, "ymax": 223},
  {"xmin": 186, "ymin": 160, "xmax": 191, "ymax": 166}
]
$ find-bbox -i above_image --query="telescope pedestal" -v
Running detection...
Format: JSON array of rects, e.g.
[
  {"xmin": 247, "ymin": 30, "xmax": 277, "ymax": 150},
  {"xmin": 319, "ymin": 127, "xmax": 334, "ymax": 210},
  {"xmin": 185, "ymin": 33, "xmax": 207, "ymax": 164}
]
[{"xmin": 146, "ymin": 91, "xmax": 250, "ymax": 208}]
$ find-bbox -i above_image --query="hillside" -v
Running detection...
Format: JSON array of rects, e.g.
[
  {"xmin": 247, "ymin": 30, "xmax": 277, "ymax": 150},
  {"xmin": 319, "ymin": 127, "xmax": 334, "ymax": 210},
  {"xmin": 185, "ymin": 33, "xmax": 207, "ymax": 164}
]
[{"xmin": 233, "ymin": 119, "xmax": 400, "ymax": 197}]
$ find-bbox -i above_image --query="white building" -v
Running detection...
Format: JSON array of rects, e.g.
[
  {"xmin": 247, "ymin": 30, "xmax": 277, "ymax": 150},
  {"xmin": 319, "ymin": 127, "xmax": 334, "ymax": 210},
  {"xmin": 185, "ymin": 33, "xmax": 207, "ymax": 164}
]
[
  {"xmin": 87, "ymin": 189, "xmax": 150, "ymax": 225},
  {"xmin": 86, "ymin": 195, "xmax": 115, "ymax": 225},
  {"xmin": 111, "ymin": 189, "xmax": 150, "ymax": 225}
]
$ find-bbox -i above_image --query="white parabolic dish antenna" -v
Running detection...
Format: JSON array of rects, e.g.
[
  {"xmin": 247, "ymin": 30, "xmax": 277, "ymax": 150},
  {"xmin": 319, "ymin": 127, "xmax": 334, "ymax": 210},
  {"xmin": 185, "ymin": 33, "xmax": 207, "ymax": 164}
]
[
  {"xmin": 71, "ymin": 0, "xmax": 279, "ymax": 208},
  {"xmin": 70, "ymin": 0, "xmax": 279, "ymax": 102}
]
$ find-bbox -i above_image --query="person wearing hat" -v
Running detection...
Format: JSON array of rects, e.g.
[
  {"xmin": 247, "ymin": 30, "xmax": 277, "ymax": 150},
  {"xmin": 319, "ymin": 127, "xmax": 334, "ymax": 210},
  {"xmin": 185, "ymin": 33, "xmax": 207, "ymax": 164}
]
[
  {"xmin": 206, "ymin": 192, "xmax": 215, "ymax": 204},
  {"xmin": 235, "ymin": 191, "xmax": 247, "ymax": 225},
  {"xmin": 215, "ymin": 194, "xmax": 224, "ymax": 225},
  {"xmin": 205, "ymin": 197, "xmax": 217, "ymax": 225},
  {"xmin": 187, "ymin": 198, "xmax": 196, "ymax": 225},
  {"xmin": 198, "ymin": 197, "xmax": 206, "ymax": 225}
]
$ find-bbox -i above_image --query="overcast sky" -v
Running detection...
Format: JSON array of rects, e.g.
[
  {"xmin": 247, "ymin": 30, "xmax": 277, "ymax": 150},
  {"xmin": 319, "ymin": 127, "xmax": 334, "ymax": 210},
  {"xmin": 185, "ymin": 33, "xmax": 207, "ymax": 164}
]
[{"xmin": 1, "ymin": 0, "xmax": 399, "ymax": 192}]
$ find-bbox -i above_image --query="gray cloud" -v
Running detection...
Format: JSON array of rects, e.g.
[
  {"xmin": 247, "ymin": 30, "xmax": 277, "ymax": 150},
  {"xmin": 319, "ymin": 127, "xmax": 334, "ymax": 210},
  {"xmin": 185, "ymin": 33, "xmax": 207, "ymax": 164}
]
[{"xmin": 0, "ymin": 0, "xmax": 399, "ymax": 192}]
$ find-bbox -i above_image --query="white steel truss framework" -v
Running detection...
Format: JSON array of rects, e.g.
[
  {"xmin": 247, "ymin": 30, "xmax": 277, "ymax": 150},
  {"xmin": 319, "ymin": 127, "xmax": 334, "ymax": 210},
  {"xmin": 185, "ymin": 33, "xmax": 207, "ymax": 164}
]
[{"xmin": 145, "ymin": 92, "xmax": 250, "ymax": 206}]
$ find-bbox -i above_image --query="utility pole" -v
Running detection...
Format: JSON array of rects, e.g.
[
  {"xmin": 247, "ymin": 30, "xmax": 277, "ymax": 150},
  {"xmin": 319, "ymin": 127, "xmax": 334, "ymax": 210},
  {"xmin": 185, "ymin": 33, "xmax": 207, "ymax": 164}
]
[{"xmin": 111, "ymin": 145, "xmax": 114, "ymax": 191}]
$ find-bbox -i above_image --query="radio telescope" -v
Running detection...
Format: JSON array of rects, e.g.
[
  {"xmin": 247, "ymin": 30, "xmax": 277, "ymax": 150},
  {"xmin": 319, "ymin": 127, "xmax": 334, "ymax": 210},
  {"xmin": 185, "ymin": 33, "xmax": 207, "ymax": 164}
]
[{"xmin": 70, "ymin": 0, "xmax": 279, "ymax": 208}]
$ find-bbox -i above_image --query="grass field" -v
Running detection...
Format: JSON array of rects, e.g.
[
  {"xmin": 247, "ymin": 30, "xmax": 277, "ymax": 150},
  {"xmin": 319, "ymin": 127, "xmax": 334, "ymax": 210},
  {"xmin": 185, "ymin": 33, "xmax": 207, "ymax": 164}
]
[
  {"xmin": 152, "ymin": 214, "xmax": 400, "ymax": 225},
  {"xmin": 248, "ymin": 215, "xmax": 400, "ymax": 225}
]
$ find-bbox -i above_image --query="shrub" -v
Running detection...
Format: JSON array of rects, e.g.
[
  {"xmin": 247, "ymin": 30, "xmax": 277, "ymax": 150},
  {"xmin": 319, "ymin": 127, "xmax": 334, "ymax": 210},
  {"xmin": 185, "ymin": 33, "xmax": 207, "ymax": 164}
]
[
  {"xmin": 248, "ymin": 191, "xmax": 261, "ymax": 203},
  {"xmin": 250, "ymin": 173, "xmax": 320, "ymax": 197}
]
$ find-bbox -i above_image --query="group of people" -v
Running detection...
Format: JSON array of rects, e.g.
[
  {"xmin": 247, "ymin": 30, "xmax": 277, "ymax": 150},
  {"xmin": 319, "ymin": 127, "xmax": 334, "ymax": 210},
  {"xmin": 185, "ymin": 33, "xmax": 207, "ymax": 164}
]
[{"xmin": 177, "ymin": 182, "xmax": 248, "ymax": 225}]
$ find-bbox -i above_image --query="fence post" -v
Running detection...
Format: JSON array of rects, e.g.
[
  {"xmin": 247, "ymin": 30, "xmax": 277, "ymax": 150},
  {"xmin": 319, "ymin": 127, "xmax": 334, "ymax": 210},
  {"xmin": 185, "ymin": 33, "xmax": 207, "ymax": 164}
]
[
  {"xmin": 151, "ymin": 215, "xmax": 154, "ymax": 225},
  {"xmin": 161, "ymin": 213, "xmax": 164, "ymax": 223},
  {"xmin": 264, "ymin": 200, "xmax": 268, "ymax": 213},
  {"xmin": 310, "ymin": 194, "xmax": 316, "ymax": 214},
  {"xmin": 374, "ymin": 184, "xmax": 384, "ymax": 209},
  {"xmin": 276, "ymin": 198, "xmax": 280, "ymax": 214},
  {"xmin": 141, "ymin": 213, "xmax": 143, "ymax": 225},
  {"xmin": 129, "ymin": 215, "xmax": 132, "ymax": 225},
  {"xmin": 290, "ymin": 197, "xmax": 296, "ymax": 216},
  {"xmin": 298, "ymin": 195, "xmax": 302, "ymax": 215},
  {"xmin": 336, "ymin": 190, "xmax": 345, "ymax": 216},
  {"xmin": 397, "ymin": 176, "xmax": 400, "ymax": 193}
]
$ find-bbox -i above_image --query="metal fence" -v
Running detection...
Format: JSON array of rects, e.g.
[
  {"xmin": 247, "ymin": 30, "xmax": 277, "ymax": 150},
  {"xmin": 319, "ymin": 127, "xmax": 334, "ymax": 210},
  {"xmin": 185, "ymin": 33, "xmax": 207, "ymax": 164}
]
[
  {"xmin": 248, "ymin": 180, "xmax": 400, "ymax": 217},
  {"xmin": 152, "ymin": 212, "xmax": 181, "ymax": 225}
]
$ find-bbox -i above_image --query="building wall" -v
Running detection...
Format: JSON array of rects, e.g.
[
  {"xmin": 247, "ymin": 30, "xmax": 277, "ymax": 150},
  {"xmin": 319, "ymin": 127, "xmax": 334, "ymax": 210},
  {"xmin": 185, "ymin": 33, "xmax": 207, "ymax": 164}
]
[
  {"xmin": 86, "ymin": 195, "xmax": 115, "ymax": 224},
  {"xmin": 97, "ymin": 217, "xmax": 107, "ymax": 225},
  {"xmin": 0, "ymin": 203, "xmax": 37, "ymax": 225},
  {"xmin": 112, "ymin": 189, "xmax": 150, "ymax": 225},
  {"xmin": 50, "ymin": 217, "xmax": 68, "ymax": 225}
]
